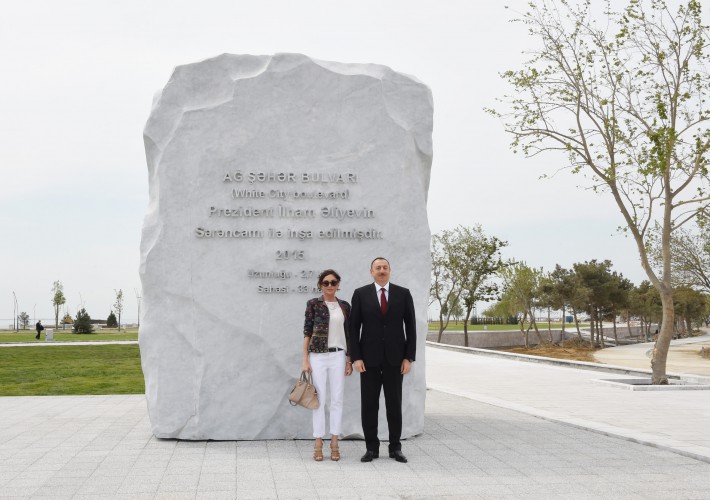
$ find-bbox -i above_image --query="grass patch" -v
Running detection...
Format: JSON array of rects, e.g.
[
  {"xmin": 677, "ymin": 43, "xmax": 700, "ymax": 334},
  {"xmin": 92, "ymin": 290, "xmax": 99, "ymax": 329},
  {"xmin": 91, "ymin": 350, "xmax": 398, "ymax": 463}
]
[
  {"xmin": 0, "ymin": 345, "xmax": 144, "ymax": 395},
  {"xmin": 0, "ymin": 328, "xmax": 138, "ymax": 343}
]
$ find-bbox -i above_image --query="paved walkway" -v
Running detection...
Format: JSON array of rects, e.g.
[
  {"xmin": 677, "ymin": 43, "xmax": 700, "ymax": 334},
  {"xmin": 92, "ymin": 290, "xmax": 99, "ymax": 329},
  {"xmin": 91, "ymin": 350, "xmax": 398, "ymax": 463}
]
[
  {"xmin": 426, "ymin": 344, "xmax": 710, "ymax": 462},
  {"xmin": 594, "ymin": 333, "xmax": 710, "ymax": 376},
  {"xmin": 1, "ymin": 345, "xmax": 710, "ymax": 499}
]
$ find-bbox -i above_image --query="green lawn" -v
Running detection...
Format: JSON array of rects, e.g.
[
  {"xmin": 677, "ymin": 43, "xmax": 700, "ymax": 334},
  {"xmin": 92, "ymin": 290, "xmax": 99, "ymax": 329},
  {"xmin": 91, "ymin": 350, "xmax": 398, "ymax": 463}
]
[
  {"xmin": 0, "ymin": 344, "xmax": 144, "ymax": 396},
  {"xmin": 0, "ymin": 327, "xmax": 138, "ymax": 343}
]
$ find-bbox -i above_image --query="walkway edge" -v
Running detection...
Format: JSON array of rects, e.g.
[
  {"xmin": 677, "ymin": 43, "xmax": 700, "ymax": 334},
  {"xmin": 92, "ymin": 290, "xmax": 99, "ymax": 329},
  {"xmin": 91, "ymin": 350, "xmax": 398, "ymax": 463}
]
[
  {"xmin": 426, "ymin": 383, "xmax": 710, "ymax": 465},
  {"xmin": 426, "ymin": 341, "xmax": 710, "ymax": 384}
]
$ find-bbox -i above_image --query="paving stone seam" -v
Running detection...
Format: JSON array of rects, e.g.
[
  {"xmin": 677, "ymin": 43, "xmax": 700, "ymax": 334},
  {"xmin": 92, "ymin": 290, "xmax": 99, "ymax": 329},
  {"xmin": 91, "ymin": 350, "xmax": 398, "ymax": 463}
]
[{"xmin": 427, "ymin": 383, "xmax": 710, "ymax": 466}]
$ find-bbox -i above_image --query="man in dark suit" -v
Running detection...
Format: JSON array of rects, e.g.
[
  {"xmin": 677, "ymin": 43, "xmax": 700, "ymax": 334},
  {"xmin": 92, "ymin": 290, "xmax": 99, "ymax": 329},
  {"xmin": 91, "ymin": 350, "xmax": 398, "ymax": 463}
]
[{"xmin": 350, "ymin": 257, "xmax": 416, "ymax": 463}]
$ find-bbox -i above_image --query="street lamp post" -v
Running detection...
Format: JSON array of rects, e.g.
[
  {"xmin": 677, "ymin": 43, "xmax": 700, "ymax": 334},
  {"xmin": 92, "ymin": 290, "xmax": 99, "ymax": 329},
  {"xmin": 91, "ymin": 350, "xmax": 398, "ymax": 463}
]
[
  {"xmin": 134, "ymin": 288, "xmax": 142, "ymax": 330},
  {"xmin": 12, "ymin": 292, "xmax": 18, "ymax": 332}
]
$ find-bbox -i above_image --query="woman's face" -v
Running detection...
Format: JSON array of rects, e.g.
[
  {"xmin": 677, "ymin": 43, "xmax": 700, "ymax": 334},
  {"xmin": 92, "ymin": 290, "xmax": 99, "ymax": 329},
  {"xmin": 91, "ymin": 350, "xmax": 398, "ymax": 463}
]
[{"xmin": 320, "ymin": 274, "xmax": 339, "ymax": 293}]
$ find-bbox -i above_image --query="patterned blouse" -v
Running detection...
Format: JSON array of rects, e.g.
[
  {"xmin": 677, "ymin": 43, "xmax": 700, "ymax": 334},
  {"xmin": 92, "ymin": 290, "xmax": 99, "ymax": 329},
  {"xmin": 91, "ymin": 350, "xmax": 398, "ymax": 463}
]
[{"xmin": 303, "ymin": 296, "xmax": 351, "ymax": 354}]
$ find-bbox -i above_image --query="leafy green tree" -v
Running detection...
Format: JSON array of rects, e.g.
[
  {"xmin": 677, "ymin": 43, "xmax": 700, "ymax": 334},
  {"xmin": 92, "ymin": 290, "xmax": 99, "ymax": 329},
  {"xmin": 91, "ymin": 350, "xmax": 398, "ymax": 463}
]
[
  {"xmin": 652, "ymin": 224, "xmax": 710, "ymax": 293},
  {"xmin": 51, "ymin": 281, "xmax": 66, "ymax": 329},
  {"xmin": 73, "ymin": 308, "xmax": 94, "ymax": 334},
  {"xmin": 107, "ymin": 311, "xmax": 118, "ymax": 328},
  {"xmin": 113, "ymin": 289, "xmax": 124, "ymax": 332},
  {"xmin": 430, "ymin": 226, "xmax": 508, "ymax": 343},
  {"xmin": 702, "ymin": 295, "xmax": 710, "ymax": 327},
  {"xmin": 629, "ymin": 281, "xmax": 662, "ymax": 339},
  {"xmin": 572, "ymin": 260, "xmax": 614, "ymax": 347},
  {"xmin": 447, "ymin": 296, "xmax": 464, "ymax": 324},
  {"xmin": 430, "ymin": 230, "xmax": 463, "ymax": 340},
  {"xmin": 447, "ymin": 225, "xmax": 508, "ymax": 346},
  {"xmin": 673, "ymin": 286, "xmax": 708, "ymax": 333},
  {"xmin": 492, "ymin": 0, "xmax": 710, "ymax": 383},
  {"xmin": 608, "ymin": 273, "xmax": 633, "ymax": 345},
  {"xmin": 500, "ymin": 262, "xmax": 545, "ymax": 347},
  {"xmin": 17, "ymin": 312, "xmax": 30, "ymax": 330},
  {"xmin": 547, "ymin": 265, "xmax": 587, "ymax": 339},
  {"xmin": 537, "ymin": 273, "xmax": 559, "ymax": 342}
]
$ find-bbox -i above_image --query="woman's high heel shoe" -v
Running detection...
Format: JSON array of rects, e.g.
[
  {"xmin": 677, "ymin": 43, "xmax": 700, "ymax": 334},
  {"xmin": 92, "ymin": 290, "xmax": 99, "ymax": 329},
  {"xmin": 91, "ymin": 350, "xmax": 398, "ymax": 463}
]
[
  {"xmin": 313, "ymin": 438, "xmax": 323, "ymax": 462},
  {"xmin": 330, "ymin": 438, "xmax": 340, "ymax": 461}
]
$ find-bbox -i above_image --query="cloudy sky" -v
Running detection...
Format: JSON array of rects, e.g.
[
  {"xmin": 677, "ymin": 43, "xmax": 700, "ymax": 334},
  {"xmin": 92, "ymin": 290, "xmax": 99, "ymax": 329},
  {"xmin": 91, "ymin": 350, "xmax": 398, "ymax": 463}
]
[{"xmin": 1, "ymin": 0, "xmax": 655, "ymax": 324}]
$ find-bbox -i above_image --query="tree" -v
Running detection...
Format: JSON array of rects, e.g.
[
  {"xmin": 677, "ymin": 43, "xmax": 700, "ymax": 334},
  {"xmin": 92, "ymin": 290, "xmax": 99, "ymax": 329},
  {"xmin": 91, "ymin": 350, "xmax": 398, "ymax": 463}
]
[
  {"xmin": 453, "ymin": 225, "xmax": 508, "ymax": 347},
  {"xmin": 537, "ymin": 273, "xmax": 558, "ymax": 342},
  {"xmin": 500, "ymin": 262, "xmax": 545, "ymax": 347},
  {"xmin": 608, "ymin": 273, "xmax": 633, "ymax": 345},
  {"xmin": 51, "ymin": 281, "xmax": 66, "ymax": 329},
  {"xmin": 652, "ymin": 224, "xmax": 710, "ymax": 293},
  {"xmin": 492, "ymin": 0, "xmax": 710, "ymax": 383},
  {"xmin": 573, "ymin": 260, "xmax": 624, "ymax": 347},
  {"xmin": 17, "ymin": 312, "xmax": 30, "ymax": 330},
  {"xmin": 430, "ymin": 226, "xmax": 508, "ymax": 343},
  {"xmin": 703, "ymin": 294, "xmax": 710, "ymax": 326},
  {"xmin": 73, "ymin": 308, "xmax": 94, "ymax": 334},
  {"xmin": 107, "ymin": 311, "xmax": 118, "ymax": 328},
  {"xmin": 430, "ymin": 230, "xmax": 464, "ymax": 340},
  {"xmin": 446, "ymin": 296, "xmax": 464, "ymax": 324},
  {"xmin": 629, "ymin": 281, "xmax": 663, "ymax": 339},
  {"xmin": 113, "ymin": 289, "xmax": 124, "ymax": 332},
  {"xmin": 673, "ymin": 286, "xmax": 708, "ymax": 333},
  {"xmin": 548, "ymin": 265, "xmax": 587, "ymax": 339}
]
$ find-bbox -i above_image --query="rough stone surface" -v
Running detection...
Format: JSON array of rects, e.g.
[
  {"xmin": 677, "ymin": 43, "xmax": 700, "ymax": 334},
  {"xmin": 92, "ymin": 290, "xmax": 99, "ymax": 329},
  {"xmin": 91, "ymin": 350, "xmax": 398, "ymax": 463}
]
[{"xmin": 140, "ymin": 53, "xmax": 433, "ymax": 439}]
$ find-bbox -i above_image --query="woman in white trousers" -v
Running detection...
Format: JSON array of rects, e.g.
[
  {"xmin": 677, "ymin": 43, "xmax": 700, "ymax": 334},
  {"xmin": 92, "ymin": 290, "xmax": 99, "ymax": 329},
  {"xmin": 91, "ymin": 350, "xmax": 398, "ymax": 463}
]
[{"xmin": 302, "ymin": 269, "xmax": 352, "ymax": 461}]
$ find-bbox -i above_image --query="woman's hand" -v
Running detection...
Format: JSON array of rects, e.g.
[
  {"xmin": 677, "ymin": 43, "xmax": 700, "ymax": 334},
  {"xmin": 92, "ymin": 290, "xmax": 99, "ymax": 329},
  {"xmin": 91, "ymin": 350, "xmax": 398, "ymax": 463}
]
[
  {"xmin": 345, "ymin": 361, "xmax": 353, "ymax": 376},
  {"xmin": 302, "ymin": 357, "xmax": 312, "ymax": 373}
]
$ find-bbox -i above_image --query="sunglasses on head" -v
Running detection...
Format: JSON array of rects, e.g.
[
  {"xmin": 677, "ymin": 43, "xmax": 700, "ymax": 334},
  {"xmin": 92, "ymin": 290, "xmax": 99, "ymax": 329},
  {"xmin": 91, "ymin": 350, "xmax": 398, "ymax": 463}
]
[{"xmin": 321, "ymin": 280, "xmax": 339, "ymax": 287}]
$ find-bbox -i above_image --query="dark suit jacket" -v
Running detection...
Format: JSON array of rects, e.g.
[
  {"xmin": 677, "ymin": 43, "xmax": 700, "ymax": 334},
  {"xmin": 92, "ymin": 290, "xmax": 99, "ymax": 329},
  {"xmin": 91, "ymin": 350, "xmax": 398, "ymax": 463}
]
[{"xmin": 349, "ymin": 283, "xmax": 416, "ymax": 367}]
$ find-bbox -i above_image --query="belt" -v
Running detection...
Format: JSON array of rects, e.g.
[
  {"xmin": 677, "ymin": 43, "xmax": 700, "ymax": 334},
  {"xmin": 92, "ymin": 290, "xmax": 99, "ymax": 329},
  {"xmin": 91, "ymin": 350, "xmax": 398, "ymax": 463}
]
[{"xmin": 327, "ymin": 347, "xmax": 343, "ymax": 352}]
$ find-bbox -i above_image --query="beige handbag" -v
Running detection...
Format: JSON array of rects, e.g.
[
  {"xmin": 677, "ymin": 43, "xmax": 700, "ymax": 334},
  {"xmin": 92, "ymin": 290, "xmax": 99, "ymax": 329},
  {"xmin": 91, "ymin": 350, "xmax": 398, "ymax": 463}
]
[{"xmin": 289, "ymin": 371, "xmax": 319, "ymax": 409}]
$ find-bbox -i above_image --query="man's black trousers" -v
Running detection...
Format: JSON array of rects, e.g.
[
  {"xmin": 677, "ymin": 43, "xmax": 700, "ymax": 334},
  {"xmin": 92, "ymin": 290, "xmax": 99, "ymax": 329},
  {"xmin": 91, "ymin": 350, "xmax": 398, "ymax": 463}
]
[{"xmin": 360, "ymin": 362, "xmax": 403, "ymax": 453}]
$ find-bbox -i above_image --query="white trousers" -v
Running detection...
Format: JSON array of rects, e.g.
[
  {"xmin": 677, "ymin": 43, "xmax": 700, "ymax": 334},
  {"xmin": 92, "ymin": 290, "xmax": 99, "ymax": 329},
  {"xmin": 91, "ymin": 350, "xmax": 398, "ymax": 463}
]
[{"xmin": 309, "ymin": 350, "xmax": 346, "ymax": 438}]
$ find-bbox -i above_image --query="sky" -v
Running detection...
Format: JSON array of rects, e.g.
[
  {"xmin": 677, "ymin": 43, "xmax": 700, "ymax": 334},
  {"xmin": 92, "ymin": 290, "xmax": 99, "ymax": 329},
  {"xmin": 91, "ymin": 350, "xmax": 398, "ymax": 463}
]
[{"xmin": 0, "ymin": 0, "xmax": 664, "ymax": 324}]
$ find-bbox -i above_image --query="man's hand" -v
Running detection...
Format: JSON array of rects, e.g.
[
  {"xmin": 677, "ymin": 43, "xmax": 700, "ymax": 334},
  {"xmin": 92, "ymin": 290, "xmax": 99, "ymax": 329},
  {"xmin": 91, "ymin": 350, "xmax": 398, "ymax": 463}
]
[
  {"xmin": 353, "ymin": 360, "xmax": 366, "ymax": 373},
  {"xmin": 400, "ymin": 359, "xmax": 412, "ymax": 375}
]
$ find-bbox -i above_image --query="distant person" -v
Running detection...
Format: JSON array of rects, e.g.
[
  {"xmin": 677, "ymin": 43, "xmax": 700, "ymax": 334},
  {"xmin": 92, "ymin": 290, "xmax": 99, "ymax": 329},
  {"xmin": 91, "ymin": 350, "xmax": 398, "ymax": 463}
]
[
  {"xmin": 302, "ymin": 269, "xmax": 352, "ymax": 462},
  {"xmin": 35, "ymin": 320, "xmax": 44, "ymax": 340},
  {"xmin": 349, "ymin": 257, "xmax": 416, "ymax": 463}
]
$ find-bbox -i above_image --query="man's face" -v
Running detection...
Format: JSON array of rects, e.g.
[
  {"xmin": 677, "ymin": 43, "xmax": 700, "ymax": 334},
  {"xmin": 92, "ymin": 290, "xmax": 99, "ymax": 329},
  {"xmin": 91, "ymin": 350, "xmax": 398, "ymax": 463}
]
[{"xmin": 370, "ymin": 259, "xmax": 391, "ymax": 285}]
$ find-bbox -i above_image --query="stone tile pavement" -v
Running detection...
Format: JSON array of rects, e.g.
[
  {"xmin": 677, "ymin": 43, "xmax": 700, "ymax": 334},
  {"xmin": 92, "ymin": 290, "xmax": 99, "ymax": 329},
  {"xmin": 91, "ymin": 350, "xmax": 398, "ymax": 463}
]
[
  {"xmin": 1, "ymin": 345, "xmax": 710, "ymax": 499},
  {"xmin": 426, "ymin": 343, "xmax": 710, "ymax": 463}
]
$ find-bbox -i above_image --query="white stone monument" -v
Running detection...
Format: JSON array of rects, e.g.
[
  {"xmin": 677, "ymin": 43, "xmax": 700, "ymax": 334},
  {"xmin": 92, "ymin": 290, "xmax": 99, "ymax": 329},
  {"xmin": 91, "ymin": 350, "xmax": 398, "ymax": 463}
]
[{"xmin": 140, "ymin": 53, "xmax": 433, "ymax": 439}]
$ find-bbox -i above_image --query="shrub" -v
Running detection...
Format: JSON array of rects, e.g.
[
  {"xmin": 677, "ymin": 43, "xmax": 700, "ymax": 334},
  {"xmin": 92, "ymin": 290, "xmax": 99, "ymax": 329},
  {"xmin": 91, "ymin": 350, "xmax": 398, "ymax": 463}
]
[
  {"xmin": 73, "ymin": 308, "xmax": 94, "ymax": 334},
  {"xmin": 106, "ymin": 311, "xmax": 117, "ymax": 328}
]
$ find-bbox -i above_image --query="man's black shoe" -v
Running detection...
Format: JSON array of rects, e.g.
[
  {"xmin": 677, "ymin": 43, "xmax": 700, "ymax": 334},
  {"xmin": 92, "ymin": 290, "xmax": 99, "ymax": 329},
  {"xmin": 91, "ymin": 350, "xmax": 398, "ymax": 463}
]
[
  {"xmin": 360, "ymin": 450, "xmax": 379, "ymax": 462},
  {"xmin": 389, "ymin": 450, "xmax": 408, "ymax": 463}
]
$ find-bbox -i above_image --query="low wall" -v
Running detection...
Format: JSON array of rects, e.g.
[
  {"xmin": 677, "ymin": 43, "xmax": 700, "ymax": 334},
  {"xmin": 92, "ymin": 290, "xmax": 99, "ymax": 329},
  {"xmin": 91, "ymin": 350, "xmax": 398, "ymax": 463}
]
[
  {"xmin": 426, "ymin": 329, "xmax": 567, "ymax": 348},
  {"xmin": 427, "ymin": 325, "xmax": 651, "ymax": 349}
]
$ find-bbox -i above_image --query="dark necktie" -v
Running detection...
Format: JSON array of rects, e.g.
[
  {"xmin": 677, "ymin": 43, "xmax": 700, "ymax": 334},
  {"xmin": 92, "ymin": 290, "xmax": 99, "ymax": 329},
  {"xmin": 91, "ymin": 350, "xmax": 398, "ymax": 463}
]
[{"xmin": 380, "ymin": 287, "xmax": 388, "ymax": 316}]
